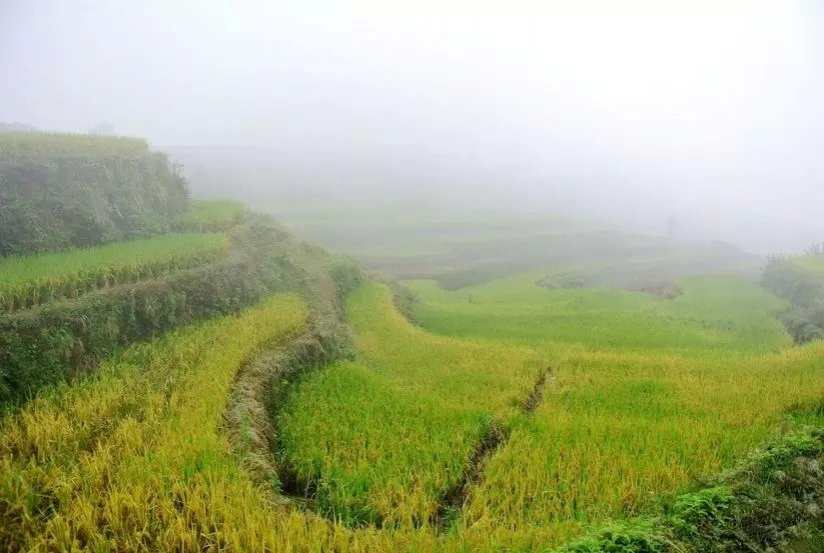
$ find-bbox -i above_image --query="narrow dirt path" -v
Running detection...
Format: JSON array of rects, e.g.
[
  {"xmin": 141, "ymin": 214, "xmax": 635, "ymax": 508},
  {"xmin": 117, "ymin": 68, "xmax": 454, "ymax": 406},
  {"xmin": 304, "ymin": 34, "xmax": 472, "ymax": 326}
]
[{"xmin": 434, "ymin": 365, "xmax": 554, "ymax": 531}]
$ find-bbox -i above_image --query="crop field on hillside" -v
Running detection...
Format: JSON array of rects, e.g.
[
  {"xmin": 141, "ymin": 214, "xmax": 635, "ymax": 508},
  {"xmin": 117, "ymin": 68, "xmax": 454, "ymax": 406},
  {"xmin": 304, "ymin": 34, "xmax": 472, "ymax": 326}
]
[
  {"xmin": 0, "ymin": 232, "xmax": 228, "ymax": 312},
  {"xmin": 2, "ymin": 198, "xmax": 824, "ymax": 551},
  {"xmin": 2, "ymin": 253, "xmax": 824, "ymax": 551},
  {"xmin": 278, "ymin": 283, "xmax": 543, "ymax": 528},
  {"xmin": 272, "ymin": 273, "xmax": 824, "ymax": 549},
  {"xmin": 266, "ymin": 204, "xmax": 760, "ymax": 293},
  {"xmin": 180, "ymin": 199, "xmax": 247, "ymax": 232},
  {"xmin": 0, "ymin": 294, "xmax": 307, "ymax": 551},
  {"xmin": 404, "ymin": 273, "xmax": 790, "ymax": 353}
]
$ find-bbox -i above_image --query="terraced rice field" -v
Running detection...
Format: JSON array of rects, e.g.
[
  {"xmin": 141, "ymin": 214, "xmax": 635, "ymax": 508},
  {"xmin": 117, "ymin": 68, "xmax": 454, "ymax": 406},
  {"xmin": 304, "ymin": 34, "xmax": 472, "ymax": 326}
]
[
  {"xmin": 0, "ymin": 233, "xmax": 228, "ymax": 311},
  {"xmin": 276, "ymin": 272, "xmax": 824, "ymax": 549},
  {"xmin": 0, "ymin": 294, "xmax": 307, "ymax": 551},
  {"xmin": 180, "ymin": 199, "xmax": 247, "ymax": 232},
  {"xmin": 3, "ymin": 261, "xmax": 824, "ymax": 551}
]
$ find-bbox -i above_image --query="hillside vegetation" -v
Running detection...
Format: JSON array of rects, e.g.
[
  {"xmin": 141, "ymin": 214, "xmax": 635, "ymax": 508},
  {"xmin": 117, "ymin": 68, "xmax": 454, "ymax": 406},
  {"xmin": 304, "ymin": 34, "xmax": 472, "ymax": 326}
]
[
  {"xmin": 0, "ymin": 133, "xmax": 188, "ymax": 255},
  {"xmin": 762, "ymin": 253, "xmax": 824, "ymax": 343},
  {"xmin": 0, "ymin": 232, "xmax": 228, "ymax": 312},
  {"xmin": 2, "ymin": 141, "xmax": 824, "ymax": 552},
  {"xmin": 266, "ymin": 203, "xmax": 760, "ymax": 289}
]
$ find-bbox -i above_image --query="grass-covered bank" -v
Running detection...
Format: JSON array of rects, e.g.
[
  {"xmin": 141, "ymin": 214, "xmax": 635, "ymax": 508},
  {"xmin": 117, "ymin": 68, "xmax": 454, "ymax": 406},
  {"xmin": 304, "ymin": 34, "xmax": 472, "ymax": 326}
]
[
  {"xmin": 0, "ymin": 294, "xmax": 308, "ymax": 552},
  {"xmin": 762, "ymin": 253, "xmax": 824, "ymax": 344},
  {"xmin": 0, "ymin": 212, "xmax": 356, "ymax": 408},
  {"xmin": 557, "ymin": 428, "xmax": 824, "ymax": 552}
]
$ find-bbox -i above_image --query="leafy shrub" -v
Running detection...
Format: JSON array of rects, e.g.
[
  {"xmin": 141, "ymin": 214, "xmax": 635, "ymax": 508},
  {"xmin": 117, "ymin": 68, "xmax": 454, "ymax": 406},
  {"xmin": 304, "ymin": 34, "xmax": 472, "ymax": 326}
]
[
  {"xmin": 556, "ymin": 520, "xmax": 666, "ymax": 553},
  {"xmin": 761, "ymin": 256, "xmax": 824, "ymax": 343},
  {"xmin": 0, "ymin": 134, "xmax": 189, "ymax": 256}
]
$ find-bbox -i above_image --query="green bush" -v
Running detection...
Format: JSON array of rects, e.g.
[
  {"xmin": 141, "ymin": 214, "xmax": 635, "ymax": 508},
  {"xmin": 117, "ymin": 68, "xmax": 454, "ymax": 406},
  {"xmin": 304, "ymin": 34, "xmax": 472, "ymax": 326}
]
[
  {"xmin": 0, "ymin": 134, "xmax": 189, "ymax": 256},
  {"xmin": 556, "ymin": 520, "xmax": 666, "ymax": 553},
  {"xmin": 761, "ymin": 256, "xmax": 824, "ymax": 343},
  {"xmin": 557, "ymin": 429, "xmax": 824, "ymax": 553}
]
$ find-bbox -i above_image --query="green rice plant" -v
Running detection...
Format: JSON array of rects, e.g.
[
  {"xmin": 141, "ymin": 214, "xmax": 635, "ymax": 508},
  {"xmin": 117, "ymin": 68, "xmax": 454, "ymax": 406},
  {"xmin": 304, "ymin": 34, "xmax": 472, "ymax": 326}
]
[
  {"xmin": 278, "ymin": 283, "xmax": 543, "ymax": 527},
  {"xmin": 397, "ymin": 271, "xmax": 824, "ymax": 550},
  {"xmin": 3, "ymin": 254, "xmax": 824, "ymax": 552},
  {"xmin": 178, "ymin": 199, "xmax": 246, "ymax": 232},
  {"xmin": 0, "ymin": 233, "xmax": 228, "ymax": 312},
  {"xmin": 403, "ymin": 274, "xmax": 790, "ymax": 354}
]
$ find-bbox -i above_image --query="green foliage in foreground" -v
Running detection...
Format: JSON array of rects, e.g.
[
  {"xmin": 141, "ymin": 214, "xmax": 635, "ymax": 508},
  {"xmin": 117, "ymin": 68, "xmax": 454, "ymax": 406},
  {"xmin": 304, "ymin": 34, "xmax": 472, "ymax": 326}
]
[{"xmin": 558, "ymin": 428, "xmax": 824, "ymax": 552}]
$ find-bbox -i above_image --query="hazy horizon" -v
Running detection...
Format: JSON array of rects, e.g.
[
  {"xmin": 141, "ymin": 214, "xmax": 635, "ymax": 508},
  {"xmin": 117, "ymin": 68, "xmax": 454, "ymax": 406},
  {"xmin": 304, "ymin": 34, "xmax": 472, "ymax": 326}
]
[{"xmin": 2, "ymin": 1, "xmax": 823, "ymax": 253}]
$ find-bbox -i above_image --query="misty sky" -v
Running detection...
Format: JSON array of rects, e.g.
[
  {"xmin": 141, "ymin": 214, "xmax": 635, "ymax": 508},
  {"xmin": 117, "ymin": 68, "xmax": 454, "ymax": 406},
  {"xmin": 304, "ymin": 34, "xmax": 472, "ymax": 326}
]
[{"xmin": 1, "ymin": 1, "xmax": 823, "ymax": 250}]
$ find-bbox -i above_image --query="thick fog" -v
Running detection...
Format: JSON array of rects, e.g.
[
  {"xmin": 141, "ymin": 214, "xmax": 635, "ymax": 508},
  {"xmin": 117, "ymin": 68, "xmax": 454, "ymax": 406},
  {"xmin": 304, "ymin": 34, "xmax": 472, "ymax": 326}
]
[{"xmin": 2, "ymin": 1, "xmax": 823, "ymax": 252}]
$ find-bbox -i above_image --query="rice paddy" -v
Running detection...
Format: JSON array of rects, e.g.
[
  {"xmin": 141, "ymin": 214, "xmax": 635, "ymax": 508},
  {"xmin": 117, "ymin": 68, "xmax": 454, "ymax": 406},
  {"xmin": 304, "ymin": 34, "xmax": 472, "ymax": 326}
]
[
  {"xmin": 271, "ymin": 273, "xmax": 824, "ymax": 550},
  {"xmin": 0, "ymin": 233, "xmax": 228, "ymax": 311},
  {"xmin": 179, "ymin": 199, "xmax": 247, "ymax": 232},
  {"xmin": 2, "ymin": 214, "xmax": 824, "ymax": 551},
  {"xmin": 0, "ymin": 133, "xmax": 150, "ymax": 157},
  {"xmin": 0, "ymin": 293, "xmax": 307, "ymax": 551}
]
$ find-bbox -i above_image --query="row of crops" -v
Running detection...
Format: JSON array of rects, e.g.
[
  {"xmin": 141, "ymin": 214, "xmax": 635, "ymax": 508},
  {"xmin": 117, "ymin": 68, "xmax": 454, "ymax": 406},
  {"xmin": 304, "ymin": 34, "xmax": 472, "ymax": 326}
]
[
  {"xmin": 274, "ymin": 274, "xmax": 824, "ymax": 550},
  {"xmin": 279, "ymin": 283, "xmax": 544, "ymax": 528},
  {"xmin": 0, "ymin": 233, "xmax": 228, "ymax": 312},
  {"xmin": 0, "ymin": 198, "xmax": 248, "ymax": 312},
  {"xmin": 0, "ymin": 294, "xmax": 308, "ymax": 551},
  {"xmin": 1, "ymin": 233, "xmax": 824, "ymax": 550}
]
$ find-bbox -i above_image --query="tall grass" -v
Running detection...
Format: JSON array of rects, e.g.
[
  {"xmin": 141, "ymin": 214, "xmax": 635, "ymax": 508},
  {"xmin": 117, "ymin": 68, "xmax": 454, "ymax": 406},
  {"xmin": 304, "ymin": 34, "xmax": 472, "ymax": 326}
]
[
  {"xmin": 0, "ymin": 233, "xmax": 228, "ymax": 312},
  {"xmin": 2, "ymin": 264, "xmax": 823, "ymax": 551},
  {"xmin": 279, "ymin": 283, "xmax": 542, "ymax": 527},
  {"xmin": 0, "ymin": 294, "xmax": 307, "ymax": 551}
]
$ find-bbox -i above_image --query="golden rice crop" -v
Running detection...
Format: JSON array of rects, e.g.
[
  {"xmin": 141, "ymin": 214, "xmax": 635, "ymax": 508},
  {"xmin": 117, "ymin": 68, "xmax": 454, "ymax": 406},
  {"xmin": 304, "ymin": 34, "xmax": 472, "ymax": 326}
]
[
  {"xmin": 3, "ymin": 265, "xmax": 824, "ymax": 552},
  {"xmin": 0, "ymin": 293, "xmax": 307, "ymax": 551},
  {"xmin": 0, "ymin": 233, "xmax": 228, "ymax": 312}
]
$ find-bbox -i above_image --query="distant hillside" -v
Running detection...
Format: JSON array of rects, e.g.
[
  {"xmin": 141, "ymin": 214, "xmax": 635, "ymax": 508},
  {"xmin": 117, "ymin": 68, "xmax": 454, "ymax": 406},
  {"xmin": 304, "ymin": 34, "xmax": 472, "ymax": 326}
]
[
  {"xmin": 0, "ymin": 133, "xmax": 189, "ymax": 256},
  {"xmin": 0, "ymin": 122, "xmax": 40, "ymax": 133},
  {"xmin": 263, "ymin": 203, "xmax": 761, "ymax": 289}
]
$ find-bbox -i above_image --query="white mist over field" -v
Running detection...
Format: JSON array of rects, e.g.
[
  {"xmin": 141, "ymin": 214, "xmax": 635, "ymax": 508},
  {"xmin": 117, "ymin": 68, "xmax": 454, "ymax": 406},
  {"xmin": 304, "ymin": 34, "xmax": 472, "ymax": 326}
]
[{"xmin": 2, "ymin": 0, "xmax": 822, "ymax": 252}]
